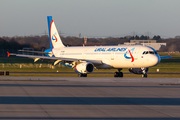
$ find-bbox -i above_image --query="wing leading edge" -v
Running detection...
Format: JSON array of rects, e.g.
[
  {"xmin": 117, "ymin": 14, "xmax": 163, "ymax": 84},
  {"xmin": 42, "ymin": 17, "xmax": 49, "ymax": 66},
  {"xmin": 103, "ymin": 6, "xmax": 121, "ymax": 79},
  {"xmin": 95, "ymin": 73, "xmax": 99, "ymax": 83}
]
[
  {"xmin": 160, "ymin": 55, "xmax": 172, "ymax": 59},
  {"xmin": 10, "ymin": 53, "xmax": 102, "ymax": 65}
]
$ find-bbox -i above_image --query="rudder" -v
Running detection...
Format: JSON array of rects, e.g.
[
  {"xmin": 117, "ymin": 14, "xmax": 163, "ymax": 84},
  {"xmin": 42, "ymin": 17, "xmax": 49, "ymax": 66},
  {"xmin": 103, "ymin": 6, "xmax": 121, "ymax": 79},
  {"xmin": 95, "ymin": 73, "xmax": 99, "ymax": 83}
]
[{"xmin": 47, "ymin": 16, "xmax": 65, "ymax": 49}]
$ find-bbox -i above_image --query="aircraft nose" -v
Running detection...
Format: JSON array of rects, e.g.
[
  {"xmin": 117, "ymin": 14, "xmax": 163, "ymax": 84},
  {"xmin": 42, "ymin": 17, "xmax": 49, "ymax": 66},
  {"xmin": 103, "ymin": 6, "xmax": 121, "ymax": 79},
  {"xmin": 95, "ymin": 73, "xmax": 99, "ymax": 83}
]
[{"xmin": 151, "ymin": 55, "xmax": 160, "ymax": 66}]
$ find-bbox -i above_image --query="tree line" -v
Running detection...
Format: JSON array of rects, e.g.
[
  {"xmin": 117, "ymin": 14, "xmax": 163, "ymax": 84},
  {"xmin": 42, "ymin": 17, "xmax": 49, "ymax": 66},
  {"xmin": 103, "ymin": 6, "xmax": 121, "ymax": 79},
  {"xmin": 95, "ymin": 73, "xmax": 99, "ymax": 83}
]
[{"xmin": 0, "ymin": 35, "xmax": 179, "ymax": 52}]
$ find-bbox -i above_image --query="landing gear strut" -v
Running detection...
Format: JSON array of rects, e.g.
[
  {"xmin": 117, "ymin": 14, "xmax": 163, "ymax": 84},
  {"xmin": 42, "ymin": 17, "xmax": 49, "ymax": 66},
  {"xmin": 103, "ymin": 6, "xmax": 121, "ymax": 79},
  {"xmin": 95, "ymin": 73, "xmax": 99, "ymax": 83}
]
[
  {"xmin": 114, "ymin": 68, "xmax": 123, "ymax": 77},
  {"xmin": 141, "ymin": 68, "xmax": 148, "ymax": 78}
]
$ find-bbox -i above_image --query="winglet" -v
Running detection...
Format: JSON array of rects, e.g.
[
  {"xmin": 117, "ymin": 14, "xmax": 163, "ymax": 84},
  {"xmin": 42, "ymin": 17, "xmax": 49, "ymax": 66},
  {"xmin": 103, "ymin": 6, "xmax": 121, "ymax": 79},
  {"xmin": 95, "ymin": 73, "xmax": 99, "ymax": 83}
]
[{"xmin": 7, "ymin": 51, "xmax": 10, "ymax": 57}]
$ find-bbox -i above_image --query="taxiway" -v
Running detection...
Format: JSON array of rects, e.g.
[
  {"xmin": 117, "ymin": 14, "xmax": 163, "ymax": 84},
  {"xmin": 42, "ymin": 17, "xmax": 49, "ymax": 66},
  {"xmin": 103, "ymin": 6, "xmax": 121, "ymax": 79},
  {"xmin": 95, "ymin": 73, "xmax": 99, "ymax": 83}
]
[{"xmin": 0, "ymin": 77, "xmax": 179, "ymax": 119}]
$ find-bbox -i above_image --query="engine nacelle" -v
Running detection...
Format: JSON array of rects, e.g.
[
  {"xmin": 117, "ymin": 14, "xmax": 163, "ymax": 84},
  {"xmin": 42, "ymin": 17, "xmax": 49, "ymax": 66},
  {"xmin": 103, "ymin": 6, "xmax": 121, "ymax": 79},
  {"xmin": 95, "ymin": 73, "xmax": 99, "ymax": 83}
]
[
  {"xmin": 75, "ymin": 62, "xmax": 94, "ymax": 74},
  {"xmin": 129, "ymin": 68, "xmax": 149, "ymax": 74}
]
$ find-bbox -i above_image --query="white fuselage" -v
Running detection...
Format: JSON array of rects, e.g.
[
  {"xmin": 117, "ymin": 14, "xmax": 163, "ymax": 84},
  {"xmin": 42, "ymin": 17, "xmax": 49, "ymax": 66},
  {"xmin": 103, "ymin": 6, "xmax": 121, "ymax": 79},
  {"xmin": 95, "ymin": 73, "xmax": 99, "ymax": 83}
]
[{"xmin": 51, "ymin": 45, "xmax": 160, "ymax": 69}]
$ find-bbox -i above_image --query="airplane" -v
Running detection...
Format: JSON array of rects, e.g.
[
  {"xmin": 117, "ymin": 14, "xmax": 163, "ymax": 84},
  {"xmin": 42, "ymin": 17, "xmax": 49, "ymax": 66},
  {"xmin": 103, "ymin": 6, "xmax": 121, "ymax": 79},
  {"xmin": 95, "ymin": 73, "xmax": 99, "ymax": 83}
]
[{"xmin": 8, "ymin": 16, "xmax": 171, "ymax": 78}]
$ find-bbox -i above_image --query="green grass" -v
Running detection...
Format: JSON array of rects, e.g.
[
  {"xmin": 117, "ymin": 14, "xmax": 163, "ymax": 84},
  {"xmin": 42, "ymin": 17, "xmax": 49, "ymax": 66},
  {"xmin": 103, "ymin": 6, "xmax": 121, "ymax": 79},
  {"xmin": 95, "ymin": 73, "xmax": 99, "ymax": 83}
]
[{"xmin": 149, "ymin": 52, "xmax": 180, "ymax": 73}]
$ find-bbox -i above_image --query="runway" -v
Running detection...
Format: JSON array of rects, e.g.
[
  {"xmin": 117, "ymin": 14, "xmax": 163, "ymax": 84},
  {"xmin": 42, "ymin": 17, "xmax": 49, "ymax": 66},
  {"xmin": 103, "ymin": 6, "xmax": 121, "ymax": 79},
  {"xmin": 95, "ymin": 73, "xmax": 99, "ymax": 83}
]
[
  {"xmin": 10, "ymin": 72, "xmax": 180, "ymax": 75},
  {"xmin": 0, "ymin": 77, "xmax": 180, "ymax": 119}
]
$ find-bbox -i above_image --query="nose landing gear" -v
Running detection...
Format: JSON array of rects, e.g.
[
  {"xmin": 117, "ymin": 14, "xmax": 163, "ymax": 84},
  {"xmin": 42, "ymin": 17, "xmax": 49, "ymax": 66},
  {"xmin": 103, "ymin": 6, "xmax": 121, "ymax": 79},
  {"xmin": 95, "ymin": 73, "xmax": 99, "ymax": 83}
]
[
  {"xmin": 141, "ymin": 68, "xmax": 148, "ymax": 78},
  {"xmin": 142, "ymin": 73, "xmax": 147, "ymax": 78}
]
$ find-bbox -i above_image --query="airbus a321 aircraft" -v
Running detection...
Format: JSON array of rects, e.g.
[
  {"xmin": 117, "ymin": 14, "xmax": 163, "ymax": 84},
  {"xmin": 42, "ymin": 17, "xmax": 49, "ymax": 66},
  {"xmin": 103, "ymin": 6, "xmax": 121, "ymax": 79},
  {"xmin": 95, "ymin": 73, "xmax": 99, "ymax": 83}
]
[{"xmin": 9, "ymin": 16, "xmax": 171, "ymax": 78}]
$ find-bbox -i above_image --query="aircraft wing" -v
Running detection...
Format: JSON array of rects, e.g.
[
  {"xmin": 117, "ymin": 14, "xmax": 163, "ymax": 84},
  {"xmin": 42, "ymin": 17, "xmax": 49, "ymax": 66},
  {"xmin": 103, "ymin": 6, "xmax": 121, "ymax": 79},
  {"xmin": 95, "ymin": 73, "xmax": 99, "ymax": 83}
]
[
  {"xmin": 160, "ymin": 55, "xmax": 172, "ymax": 59},
  {"xmin": 9, "ymin": 53, "xmax": 102, "ymax": 65}
]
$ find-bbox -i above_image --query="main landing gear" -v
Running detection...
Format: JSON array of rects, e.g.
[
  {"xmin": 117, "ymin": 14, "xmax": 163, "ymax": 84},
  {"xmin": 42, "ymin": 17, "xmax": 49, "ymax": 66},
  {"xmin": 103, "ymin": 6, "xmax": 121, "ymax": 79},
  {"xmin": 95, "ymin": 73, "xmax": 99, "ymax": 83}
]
[
  {"xmin": 114, "ymin": 68, "xmax": 123, "ymax": 77},
  {"xmin": 78, "ymin": 74, "xmax": 87, "ymax": 77}
]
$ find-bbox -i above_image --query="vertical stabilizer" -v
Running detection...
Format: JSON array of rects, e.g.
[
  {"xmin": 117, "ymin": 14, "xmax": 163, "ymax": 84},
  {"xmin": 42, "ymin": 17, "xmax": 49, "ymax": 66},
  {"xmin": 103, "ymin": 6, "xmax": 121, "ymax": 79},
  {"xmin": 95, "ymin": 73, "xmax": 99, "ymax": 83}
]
[{"xmin": 47, "ymin": 16, "xmax": 65, "ymax": 49}]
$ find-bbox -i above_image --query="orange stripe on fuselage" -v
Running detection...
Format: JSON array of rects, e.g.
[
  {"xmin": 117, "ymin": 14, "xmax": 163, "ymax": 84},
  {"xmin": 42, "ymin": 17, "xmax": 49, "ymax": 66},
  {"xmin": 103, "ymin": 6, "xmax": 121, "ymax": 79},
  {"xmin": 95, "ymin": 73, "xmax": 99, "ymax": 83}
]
[
  {"xmin": 50, "ymin": 20, "xmax": 54, "ymax": 48},
  {"xmin": 128, "ymin": 49, "xmax": 134, "ymax": 62}
]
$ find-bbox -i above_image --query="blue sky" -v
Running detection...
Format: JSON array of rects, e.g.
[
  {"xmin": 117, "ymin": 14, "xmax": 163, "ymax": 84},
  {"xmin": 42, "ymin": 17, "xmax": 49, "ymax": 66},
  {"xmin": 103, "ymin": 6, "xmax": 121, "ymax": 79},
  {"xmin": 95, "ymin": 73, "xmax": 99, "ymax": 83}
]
[{"xmin": 0, "ymin": 0, "xmax": 180, "ymax": 38}]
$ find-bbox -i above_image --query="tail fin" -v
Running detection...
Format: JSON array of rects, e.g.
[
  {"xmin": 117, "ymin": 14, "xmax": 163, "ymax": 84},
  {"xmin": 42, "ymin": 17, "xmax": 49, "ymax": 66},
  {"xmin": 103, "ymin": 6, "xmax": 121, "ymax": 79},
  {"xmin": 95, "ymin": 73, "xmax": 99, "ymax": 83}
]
[{"xmin": 47, "ymin": 16, "xmax": 65, "ymax": 49}]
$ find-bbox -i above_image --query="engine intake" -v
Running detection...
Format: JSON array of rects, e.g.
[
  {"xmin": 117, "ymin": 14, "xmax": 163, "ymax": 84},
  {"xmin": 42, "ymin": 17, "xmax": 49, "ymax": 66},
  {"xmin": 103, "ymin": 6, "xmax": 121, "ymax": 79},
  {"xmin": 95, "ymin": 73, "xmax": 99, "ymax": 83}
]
[{"xmin": 75, "ymin": 62, "xmax": 94, "ymax": 74}]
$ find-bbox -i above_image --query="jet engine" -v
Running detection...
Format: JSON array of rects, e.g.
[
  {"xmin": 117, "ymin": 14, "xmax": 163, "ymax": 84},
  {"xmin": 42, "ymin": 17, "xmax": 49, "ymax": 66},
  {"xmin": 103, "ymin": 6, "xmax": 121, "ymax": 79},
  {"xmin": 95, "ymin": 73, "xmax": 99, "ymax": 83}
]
[
  {"xmin": 75, "ymin": 62, "xmax": 94, "ymax": 74},
  {"xmin": 129, "ymin": 68, "xmax": 149, "ymax": 74}
]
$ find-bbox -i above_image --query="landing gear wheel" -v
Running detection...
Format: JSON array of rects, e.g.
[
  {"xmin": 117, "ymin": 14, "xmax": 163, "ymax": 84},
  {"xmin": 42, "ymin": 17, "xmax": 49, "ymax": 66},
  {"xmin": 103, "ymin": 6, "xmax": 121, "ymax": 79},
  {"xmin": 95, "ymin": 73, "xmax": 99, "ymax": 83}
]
[
  {"xmin": 119, "ymin": 72, "xmax": 123, "ymax": 77},
  {"xmin": 83, "ymin": 74, "xmax": 87, "ymax": 77},
  {"xmin": 114, "ymin": 72, "xmax": 119, "ymax": 77},
  {"xmin": 79, "ymin": 74, "xmax": 87, "ymax": 77},
  {"xmin": 114, "ymin": 72, "xmax": 123, "ymax": 77},
  {"xmin": 142, "ymin": 74, "xmax": 147, "ymax": 78}
]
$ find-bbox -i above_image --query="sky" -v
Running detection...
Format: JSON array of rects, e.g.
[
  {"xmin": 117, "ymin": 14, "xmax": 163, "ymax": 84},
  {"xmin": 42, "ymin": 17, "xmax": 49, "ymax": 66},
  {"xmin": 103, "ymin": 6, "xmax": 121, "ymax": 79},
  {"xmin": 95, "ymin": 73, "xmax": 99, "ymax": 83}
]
[{"xmin": 0, "ymin": 0, "xmax": 180, "ymax": 38}]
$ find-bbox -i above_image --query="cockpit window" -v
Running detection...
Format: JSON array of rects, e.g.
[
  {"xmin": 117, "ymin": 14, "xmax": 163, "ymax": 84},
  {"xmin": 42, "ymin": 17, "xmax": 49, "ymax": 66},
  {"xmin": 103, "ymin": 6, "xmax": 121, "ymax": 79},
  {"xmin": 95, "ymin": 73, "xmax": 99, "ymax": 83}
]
[
  {"xmin": 143, "ymin": 51, "xmax": 147, "ymax": 54},
  {"xmin": 142, "ymin": 51, "xmax": 157, "ymax": 55},
  {"xmin": 149, "ymin": 51, "xmax": 154, "ymax": 54}
]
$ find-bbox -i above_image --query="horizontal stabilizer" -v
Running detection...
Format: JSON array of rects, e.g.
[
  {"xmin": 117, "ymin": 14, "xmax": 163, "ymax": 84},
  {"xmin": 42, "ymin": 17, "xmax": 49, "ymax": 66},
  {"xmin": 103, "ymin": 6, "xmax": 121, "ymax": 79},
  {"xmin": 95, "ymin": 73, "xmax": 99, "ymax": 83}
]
[{"xmin": 18, "ymin": 50, "xmax": 50, "ymax": 54}]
